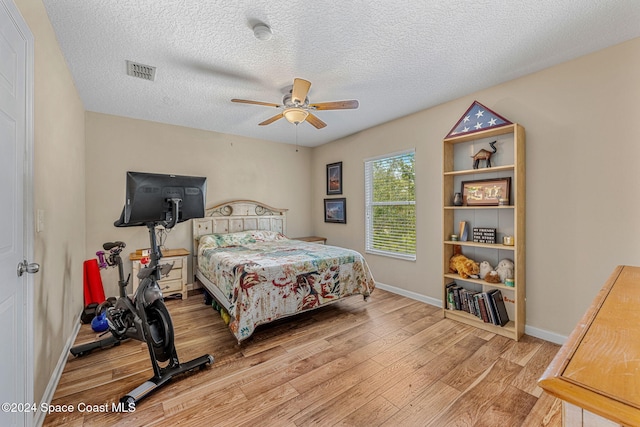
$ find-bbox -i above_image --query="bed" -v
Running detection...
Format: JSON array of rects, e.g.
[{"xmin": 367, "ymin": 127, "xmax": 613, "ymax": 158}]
[{"xmin": 192, "ymin": 200, "xmax": 375, "ymax": 342}]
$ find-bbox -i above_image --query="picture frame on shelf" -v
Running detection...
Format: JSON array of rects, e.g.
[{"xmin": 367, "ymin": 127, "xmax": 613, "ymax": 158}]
[
  {"xmin": 326, "ymin": 162, "xmax": 343, "ymax": 195},
  {"xmin": 461, "ymin": 177, "xmax": 511, "ymax": 206},
  {"xmin": 324, "ymin": 198, "xmax": 346, "ymax": 224}
]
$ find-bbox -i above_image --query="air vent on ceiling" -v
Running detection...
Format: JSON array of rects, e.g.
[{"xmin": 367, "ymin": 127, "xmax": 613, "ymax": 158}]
[{"xmin": 126, "ymin": 60, "xmax": 156, "ymax": 81}]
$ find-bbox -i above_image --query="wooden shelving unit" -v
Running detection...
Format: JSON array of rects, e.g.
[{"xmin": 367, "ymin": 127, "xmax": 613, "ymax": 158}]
[{"xmin": 442, "ymin": 124, "xmax": 525, "ymax": 341}]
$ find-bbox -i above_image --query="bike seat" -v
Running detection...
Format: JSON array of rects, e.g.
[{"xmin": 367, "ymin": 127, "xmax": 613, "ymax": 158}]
[{"xmin": 103, "ymin": 241, "xmax": 125, "ymax": 251}]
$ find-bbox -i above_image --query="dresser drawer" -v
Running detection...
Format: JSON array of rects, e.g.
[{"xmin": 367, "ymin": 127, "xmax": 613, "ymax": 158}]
[
  {"xmin": 160, "ymin": 259, "xmax": 183, "ymax": 282},
  {"xmin": 130, "ymin": 249, "xmax": 189, "ymax": 300},
  {"xmin": 158, "ymin": 279, "xmax": 183, "ymax": 294}
]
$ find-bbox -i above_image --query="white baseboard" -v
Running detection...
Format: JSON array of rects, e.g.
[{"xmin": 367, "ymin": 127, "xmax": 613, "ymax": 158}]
[
  {"xmin": 35, "ymin": 312, "xmax": 82, "ymax": 427},
  {"xmin": 375, "ymin": 281, "xmax": 442, "ymax": 308},
  {"xmin": 375, "ymin": 281, "xmax": 567, "ymax": 345},
  {"xmin": 524, "ymin": 325, "xmax": 566, "ymax": 345}
]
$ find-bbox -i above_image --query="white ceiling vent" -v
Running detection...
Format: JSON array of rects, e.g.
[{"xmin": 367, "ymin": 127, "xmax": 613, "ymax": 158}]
[{"xmin": 126, "ymin": 60, "xmax": 156, "ymax": 81}]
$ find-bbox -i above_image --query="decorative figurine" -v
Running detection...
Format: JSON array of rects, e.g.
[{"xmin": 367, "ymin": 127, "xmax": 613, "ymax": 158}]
[{"xmin": 472, "ymin": 140, "xmax": 497, "ymax": 169}]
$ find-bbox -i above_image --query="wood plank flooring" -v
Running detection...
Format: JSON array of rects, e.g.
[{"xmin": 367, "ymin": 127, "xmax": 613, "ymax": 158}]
[{"xmin": 43, "ymin": 289, "xmax": 562, "ymax": 426}]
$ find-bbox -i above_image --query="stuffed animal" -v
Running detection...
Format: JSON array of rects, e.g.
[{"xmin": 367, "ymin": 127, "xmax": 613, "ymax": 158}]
[
  {"xmin": 478, "ymin": 260, "xmax": 502, "ymax": 283},
  {"xmin": 479, "ymin": 261, "xmax": 493, "ymax": 280},
  {"xmin": 496, "ymin": 258, "xmax": 515, "ymax": 283},
  {"xmin": 484, "ymin": 270, "xmax": 502, "ymax": 283},
  {"xmin": 449, "ymin": 254, "xmax": 480, "ymax": 279}
]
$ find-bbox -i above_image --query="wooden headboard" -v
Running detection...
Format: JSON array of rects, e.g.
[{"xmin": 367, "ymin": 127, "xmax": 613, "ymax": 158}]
[{"xmin": 193, "ymin": 199, "xmax": 288, "ymax": 245}]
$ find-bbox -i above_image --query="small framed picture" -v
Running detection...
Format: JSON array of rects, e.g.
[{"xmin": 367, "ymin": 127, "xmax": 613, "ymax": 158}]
[
  {"xmin": 461, "ymin": 177, "xmax": 511, "ymax": 206},
  {"xmin": 326, "ymin": 162, "xmax": 343, "ymax": 195},
  {"xmin": 324, "ymin": 198, "xmax": 346, "ymax": 224}
]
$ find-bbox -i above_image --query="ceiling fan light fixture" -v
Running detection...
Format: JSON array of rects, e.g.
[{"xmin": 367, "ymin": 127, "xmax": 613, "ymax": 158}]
[
  {"xmin": 283, "ymin": 107, "xmax": 309, "ymax": 124},
  {"xmin": 253, "ymin": 23, "xmax": 273, "ymax": 41},
  {"xmin": 232, "ymin": 78, "xmax": 359, "ymax": 129}
]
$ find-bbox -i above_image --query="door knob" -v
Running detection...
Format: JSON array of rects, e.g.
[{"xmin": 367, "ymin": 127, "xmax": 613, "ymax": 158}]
[{"xmin": 17, "ymin": 260, "xmax": 40, "ymax": 277}]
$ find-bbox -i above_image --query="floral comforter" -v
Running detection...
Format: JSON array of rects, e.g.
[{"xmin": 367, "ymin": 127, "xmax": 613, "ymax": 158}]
[{"xmin": 197, "ymin": 231, "xmax": 375, "ymax": 341}]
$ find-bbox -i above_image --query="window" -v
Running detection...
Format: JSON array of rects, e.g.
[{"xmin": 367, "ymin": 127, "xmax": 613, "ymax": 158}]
[{"xmin": 364, "ymin": 149, "xmax": 416, "ymax": 260}]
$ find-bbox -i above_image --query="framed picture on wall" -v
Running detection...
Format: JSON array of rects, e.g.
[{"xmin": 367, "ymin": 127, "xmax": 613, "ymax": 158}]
[
  {"xmin": 326, "ymin": 162, "xmax": 343, "ymax": 195},
  {"xmin": 324, "ymin": 198, "xmax": 346, "ymax": 224}
]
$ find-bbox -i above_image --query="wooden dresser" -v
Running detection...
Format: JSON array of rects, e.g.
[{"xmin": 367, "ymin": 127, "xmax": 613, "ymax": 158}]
[{"xmin": 538, "ymin": 265, "xmax": 640, "ymax": 426}]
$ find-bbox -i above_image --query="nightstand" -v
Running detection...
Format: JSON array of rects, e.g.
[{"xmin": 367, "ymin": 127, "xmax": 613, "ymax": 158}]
[
  {"xmin": 293, "ymin": 236, "xmax": 327, "ymax": 244},
  {"xmin": 130, "ymin": 248, "xmax": 189, "ymax": 299}
]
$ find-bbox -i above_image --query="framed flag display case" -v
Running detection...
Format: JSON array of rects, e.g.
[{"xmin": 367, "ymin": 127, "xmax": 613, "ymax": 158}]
[{"xmin": 445, "ymin": 100, "xmax": 512, "ymax": 138}]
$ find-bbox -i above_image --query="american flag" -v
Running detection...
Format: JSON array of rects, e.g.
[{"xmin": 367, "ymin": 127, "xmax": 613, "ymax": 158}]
[{"xmin": 446, "ymin": 101, "xmax": 512, "ymax": 138}]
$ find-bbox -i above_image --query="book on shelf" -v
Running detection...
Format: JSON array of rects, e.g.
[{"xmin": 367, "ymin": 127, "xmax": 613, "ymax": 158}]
[
  {"xmin": 475, "ymin": 294, "xmax": 490, "ymax": 323},
  {"xmin": 487, "ymin": 289, "xmax": 510, "ymax": 326},
  {"xmin": 467, "ymin": 290, "xmax": 480, "ymax": 317},
  {"xmin": 471, "ymin": 293, "xmax": 481, "ymax": 318},
  {"xmin": 446, "ymin": 283, "xmax": 458, "ymax": 310},
  {"xmin": 482, "ymin": 291, "xmax": 498, "ymax": 325},
  {"xmin": 459, "ymin": 221, "xmax": 469, "ymax": 241}
]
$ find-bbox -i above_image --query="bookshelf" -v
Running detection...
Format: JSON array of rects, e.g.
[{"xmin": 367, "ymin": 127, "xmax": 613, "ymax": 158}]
[{"xmin": 442, "ymin": 124, "xmax": 525, "ymax": 341}]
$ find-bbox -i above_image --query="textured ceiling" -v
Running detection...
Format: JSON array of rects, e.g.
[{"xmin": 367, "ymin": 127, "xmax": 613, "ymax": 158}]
[{"xmin": 42, "ymin": 0, "xmax": 640, "ymax": 147}]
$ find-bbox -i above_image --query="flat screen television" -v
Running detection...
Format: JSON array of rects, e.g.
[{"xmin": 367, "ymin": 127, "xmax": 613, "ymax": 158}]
[{"xmin": 115, "ymin": 171, "xmax": 207, "ymax": 228}]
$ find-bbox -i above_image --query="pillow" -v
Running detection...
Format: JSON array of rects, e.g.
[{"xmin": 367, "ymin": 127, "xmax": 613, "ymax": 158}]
[
  {"xmin": 199, "ymin": 230, "xmax": 287, "ymax": 249},
  {"xmin": 249, "ymin": 230, "xmax": 288, "ymax": 242}
]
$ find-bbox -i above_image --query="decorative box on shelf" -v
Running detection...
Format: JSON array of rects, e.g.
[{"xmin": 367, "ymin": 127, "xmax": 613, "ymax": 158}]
[{"xmin": 472, "ymin": 228, "xmax": 496, "ymax": 244}]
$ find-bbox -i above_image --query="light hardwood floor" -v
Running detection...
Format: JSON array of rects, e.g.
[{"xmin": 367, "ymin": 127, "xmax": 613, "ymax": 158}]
[{"xmin": 44, "ymin": 289, "xmax": 562, "ymax": 426}]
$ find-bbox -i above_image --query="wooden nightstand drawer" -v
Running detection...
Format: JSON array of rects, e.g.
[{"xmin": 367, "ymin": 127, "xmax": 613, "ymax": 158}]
[
  {"xmin": 160, "ymin": 266, "xmax": 182, "ymax": 282},
  {"xmin": 158, "ymin": 279, "xmax": 183, "ymax": 294},
  {"xmin": 166, "ymin": 257, "xmax": 183, "ymax": 270},
  {"xmin": 130, "ymin": 248, "xmax": 189, "ymax": 299},
  {"xmin": 160, "ymin": 259, "xmax": 183, "ymax": 282}
]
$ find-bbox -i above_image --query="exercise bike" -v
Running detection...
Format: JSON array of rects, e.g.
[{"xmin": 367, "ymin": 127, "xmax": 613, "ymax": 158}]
[{"xmin": 70, "ymin": 194, "xmax": 213, "ymax": 406}]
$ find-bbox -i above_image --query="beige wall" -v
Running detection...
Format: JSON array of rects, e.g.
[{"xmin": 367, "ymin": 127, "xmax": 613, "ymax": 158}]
[
  {"xmin": 15, "ymin": 0, "xmax": 86, "ymax": 405},
  {"xmin": 313, "ymin": 37, "xmax": 640, "ymax": 339},
  {"xmin": 85, "ymin": 113, "xmax": 312, "ymax": 297}
]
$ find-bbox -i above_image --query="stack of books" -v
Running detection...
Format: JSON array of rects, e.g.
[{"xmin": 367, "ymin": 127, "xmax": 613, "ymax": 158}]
[{"xmin": 446, "ymin": 283, "xmax": 509, "ymax": 326}]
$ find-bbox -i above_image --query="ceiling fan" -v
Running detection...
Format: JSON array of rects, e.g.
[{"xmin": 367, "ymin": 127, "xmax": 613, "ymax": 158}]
[{"xmin": 231, "ymin": 78, "xmax": 359, "ymax": 129}]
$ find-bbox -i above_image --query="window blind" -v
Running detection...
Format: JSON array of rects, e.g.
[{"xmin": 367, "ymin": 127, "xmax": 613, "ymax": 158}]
[{"xmin": 364, "ymin": 149, "xmax": 416, "ymax": 260}]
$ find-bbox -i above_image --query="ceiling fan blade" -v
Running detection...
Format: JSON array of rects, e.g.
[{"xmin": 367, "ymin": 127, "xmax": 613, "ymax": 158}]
[
  {"xmin": 232, "ymin": 99, "xmax": 281, "ymax": 108},
  {"xmin": 305, "ymin": 113, "xmax": 327, "ymax": 129},
  {"xmin": 258, "ymin": 113, "xmax": 284, "ymax": 126},
  {"xmin": 309, "ymin": 100, "xmax": 359, "ymax": 110},
  {"xmin": 291, "ymin": 78, "xmax": 311, "ymax": 105}
]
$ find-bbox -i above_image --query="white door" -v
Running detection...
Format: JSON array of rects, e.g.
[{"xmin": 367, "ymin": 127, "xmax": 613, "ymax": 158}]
[{"xmin": 0, "ymin": 1, "xmax": 35, "ymax": 426}]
